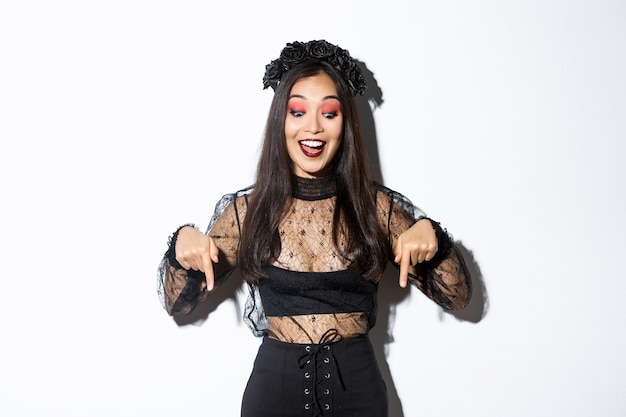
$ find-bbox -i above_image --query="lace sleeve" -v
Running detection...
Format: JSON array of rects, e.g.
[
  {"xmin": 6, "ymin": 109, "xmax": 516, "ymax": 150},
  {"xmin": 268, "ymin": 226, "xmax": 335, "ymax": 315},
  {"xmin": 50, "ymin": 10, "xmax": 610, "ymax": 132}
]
[
  {"xmin": 375, "ymin": 184, "xmax": 472, "ymax": 310},
  {"xmin": 156, "ymin": 188, "xmax": 251, "ymax": 316}
]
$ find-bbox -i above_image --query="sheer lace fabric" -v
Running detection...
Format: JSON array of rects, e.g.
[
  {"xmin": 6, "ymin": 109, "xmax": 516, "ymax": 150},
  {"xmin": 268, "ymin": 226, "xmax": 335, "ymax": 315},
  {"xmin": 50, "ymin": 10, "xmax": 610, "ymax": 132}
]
[
  {"xmin": 157, "ymin": 176, "xmax": 471, "ymax": 342},
  {"xmin": 266, "ymin": 313, "xmax": 368, "ymax": 343}
]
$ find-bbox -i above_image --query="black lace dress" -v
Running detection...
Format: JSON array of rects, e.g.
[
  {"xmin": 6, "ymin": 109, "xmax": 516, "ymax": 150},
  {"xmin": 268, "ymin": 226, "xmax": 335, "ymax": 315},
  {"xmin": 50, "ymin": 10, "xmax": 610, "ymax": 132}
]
[{"xmin": 157, "ymin": 175, "xmax": 471, "ymax": 417}]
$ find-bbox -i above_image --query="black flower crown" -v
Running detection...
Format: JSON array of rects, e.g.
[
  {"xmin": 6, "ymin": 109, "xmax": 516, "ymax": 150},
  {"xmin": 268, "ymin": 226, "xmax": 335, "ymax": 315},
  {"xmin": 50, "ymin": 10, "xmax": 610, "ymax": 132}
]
[{"xmin": 262, "ymin": 40, "xmax": 367, "ymax": 96}]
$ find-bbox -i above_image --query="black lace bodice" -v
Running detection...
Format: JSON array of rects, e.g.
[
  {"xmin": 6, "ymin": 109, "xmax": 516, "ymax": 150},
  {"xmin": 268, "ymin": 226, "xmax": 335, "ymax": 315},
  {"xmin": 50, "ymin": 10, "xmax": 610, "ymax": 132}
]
[{"xmin": 157, "ymin": 176, "xmax": 471, "ymax": 342}]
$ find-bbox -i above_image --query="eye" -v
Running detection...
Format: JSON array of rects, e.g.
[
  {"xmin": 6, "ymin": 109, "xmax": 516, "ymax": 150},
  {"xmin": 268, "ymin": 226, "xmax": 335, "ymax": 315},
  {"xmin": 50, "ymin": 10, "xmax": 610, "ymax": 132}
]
[
  {"xmin": 289, "ymin": 108, "xmax": 305, "ymax": 117},
  {"xmin": 321, "ymin": 102, "xmax": 341, "ymax": 119}
]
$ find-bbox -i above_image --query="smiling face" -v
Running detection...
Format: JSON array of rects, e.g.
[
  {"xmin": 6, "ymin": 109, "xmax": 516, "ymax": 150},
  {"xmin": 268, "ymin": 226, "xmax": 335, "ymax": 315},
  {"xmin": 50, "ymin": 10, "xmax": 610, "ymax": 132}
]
[{"xmin": 284, "ymin": 72, "xmax": 344, "ymax": 178}]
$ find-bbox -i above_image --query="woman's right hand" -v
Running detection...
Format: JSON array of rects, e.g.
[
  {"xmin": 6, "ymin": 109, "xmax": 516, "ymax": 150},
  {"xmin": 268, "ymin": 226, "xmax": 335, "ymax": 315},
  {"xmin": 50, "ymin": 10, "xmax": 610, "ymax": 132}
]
[{"xmin": 175, "ymin": 226, "xmax": 220, "ymax": 291}]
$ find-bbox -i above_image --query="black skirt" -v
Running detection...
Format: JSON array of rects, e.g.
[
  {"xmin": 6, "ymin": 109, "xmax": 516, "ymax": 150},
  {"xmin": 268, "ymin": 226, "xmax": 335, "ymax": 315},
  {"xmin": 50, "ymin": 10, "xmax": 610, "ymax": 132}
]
[{"xmin": 241, "ymin": 335, "xmax": 388, "ymax": 417}]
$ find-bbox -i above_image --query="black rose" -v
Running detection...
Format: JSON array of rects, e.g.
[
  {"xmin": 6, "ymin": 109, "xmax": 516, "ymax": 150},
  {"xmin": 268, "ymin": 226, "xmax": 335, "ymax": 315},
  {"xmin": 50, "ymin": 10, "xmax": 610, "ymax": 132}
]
[
  {"xmin": 343, "ymin": 61, "xmax": 366, "ymax": 96},
  {"xmin": 307, "ymin": 40, "xmax": 336, "ymax": 60},
  {"xmin": 262, "ymin": 59, "xmax": 284, "ymax": 91},
  {"xmin": 280, "ymin": 41, "xmax": 307, "ymax": 68},
  {"xmin": 332, "ymin": 49, "xmax": 350, "ymax": 68}
]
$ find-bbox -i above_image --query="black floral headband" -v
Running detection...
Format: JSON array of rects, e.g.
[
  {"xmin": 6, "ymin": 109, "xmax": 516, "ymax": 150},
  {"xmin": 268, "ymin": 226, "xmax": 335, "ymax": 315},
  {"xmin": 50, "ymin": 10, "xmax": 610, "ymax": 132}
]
[{"xmin": 262, "ymin": 40, "xmax": 367, "ymax": 96}]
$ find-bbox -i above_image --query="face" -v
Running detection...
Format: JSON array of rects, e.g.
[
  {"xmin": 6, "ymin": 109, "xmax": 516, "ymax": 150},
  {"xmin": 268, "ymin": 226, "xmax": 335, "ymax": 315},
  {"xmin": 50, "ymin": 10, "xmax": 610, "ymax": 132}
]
[{"xmin": 284, "ymin": 72, "xmax": 343, "ymax": 178}]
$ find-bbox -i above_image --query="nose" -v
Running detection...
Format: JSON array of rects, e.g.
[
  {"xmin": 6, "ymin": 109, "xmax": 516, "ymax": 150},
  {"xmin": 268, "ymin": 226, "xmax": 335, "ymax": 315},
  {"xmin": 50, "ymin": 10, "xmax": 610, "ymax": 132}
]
[{"xmin": 304, "ymin": 114, "xmax": 324, "ymax": 134}]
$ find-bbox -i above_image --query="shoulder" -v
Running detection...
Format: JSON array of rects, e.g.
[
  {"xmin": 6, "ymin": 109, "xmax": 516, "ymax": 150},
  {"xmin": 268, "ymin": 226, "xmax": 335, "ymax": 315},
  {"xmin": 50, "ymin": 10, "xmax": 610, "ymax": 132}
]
[
  {"xmin": 207, "ymin": 185, "xmax": 254, "ymax": 231},
  {"xmin": 372, "ymin": 181, "xmax": 425, "ymax": 221}
]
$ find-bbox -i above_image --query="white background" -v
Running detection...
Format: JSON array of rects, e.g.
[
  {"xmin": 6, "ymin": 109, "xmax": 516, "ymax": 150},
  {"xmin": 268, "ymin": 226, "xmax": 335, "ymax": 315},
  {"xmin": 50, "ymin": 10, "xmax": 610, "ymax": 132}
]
[{"xmin": 1, "ymin": 1, "xmax": 625, "ymax": 416}]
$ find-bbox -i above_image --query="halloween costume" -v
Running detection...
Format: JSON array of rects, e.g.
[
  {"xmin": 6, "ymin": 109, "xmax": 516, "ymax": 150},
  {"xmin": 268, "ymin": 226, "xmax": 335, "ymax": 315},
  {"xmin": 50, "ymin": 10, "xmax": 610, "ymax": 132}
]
[{"xmin": 158, "ymin": 175, "xmax": 471, "ymax": 417}]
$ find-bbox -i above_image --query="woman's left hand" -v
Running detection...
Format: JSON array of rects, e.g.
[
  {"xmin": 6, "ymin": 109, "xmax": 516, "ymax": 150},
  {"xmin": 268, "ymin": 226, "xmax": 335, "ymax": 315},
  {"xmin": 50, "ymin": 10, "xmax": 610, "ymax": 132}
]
[{"xmin": 393, "ymin": 219, "xmax": 438, "ymax": 288}]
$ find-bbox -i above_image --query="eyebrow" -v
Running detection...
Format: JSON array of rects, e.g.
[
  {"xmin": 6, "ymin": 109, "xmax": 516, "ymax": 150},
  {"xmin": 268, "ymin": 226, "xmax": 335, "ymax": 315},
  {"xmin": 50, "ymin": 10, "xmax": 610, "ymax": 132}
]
[{"xmin": 288, "ymin": 94, "xmax": 340, "ymax": 101}]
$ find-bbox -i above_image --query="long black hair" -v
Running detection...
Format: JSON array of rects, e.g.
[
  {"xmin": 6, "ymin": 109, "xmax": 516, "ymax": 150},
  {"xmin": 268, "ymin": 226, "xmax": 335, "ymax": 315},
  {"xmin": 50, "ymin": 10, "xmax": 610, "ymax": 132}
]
[{"xmin": 237, "ymin": 60, "xmax": 388, "ymax": 281}]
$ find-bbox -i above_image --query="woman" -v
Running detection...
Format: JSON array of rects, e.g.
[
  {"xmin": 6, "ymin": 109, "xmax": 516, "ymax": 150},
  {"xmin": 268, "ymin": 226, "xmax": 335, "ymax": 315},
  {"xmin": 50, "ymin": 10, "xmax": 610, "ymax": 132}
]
[{"xmin": 157, "ymin": 39, "xmax": 471, "ymax": 417}]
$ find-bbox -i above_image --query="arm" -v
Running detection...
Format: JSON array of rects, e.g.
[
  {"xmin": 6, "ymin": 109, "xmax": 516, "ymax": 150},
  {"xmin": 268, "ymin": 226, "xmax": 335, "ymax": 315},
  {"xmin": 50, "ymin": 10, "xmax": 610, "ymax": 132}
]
[
  {"xmin": 156, "ymin": 192, "xmax": 247, "ymax": 316},
  {"xmin": 376, "ymin": 186, "xmax": 472, "ymax": 310},
  {"xmin": 401, "ymin": 218, "xmax": 471, "ymax": 310}
]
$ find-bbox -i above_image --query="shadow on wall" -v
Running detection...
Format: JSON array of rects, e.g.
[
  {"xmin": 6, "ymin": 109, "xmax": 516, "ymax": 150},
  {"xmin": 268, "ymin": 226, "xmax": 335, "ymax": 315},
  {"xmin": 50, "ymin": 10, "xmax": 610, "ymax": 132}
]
[
  {"xmin": 167, "ymin": 60, "xmax": 489, "ymax": 417},
  {"xmin": 446, "ymin": 242, "xmax": 488, "ymax": 323},
  {"xmin": 356, "ymin": 60, "xmax": 489, "ymax": 417},
  {"xmin": 356, "ymin": 59, "xmax": 489, "ymax": 322},
  {"xmin": 370, "ymin": 248, "xmax": 488, "ymax": 417}
]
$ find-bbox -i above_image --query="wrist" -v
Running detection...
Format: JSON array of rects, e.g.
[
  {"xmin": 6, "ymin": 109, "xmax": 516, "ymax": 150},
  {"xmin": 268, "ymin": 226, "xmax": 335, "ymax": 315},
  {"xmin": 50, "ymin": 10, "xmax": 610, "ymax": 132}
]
[{"xmin": 166, "ymin": 223, "xmax": 198, "ymax": 269}]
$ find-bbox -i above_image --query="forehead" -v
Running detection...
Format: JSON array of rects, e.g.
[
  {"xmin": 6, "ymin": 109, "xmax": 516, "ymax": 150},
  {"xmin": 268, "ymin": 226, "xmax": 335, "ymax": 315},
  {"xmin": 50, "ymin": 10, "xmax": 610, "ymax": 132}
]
[{"xmin": 289, "ymin": 73, "xmax": 339, "ymax": 99}]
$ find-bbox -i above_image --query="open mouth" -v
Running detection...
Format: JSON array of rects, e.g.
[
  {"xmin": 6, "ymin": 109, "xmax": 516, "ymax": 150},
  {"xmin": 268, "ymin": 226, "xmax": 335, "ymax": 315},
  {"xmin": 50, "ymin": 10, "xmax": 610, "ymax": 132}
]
[{"xmin": 299, "ymin": 140, "xmax": 326, "ymax": 157}]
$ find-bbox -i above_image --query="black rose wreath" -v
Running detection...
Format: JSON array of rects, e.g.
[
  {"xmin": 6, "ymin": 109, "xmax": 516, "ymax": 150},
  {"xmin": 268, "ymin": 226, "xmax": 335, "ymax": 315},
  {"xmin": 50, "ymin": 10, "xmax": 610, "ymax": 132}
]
[{"xmin": 262, "ymin": 40, "xmax": 367, "ymax": 96}]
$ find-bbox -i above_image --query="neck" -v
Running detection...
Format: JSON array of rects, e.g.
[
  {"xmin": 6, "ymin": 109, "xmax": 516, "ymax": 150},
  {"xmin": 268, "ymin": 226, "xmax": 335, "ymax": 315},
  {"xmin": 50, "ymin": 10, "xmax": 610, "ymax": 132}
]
[{"xmin": 291, "ymin": 174, "xmax": 337, "ymax": 200}]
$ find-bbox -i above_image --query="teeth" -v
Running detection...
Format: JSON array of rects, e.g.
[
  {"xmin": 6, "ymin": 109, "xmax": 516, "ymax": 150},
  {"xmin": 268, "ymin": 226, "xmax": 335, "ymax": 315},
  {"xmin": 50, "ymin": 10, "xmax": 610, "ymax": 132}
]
[{"xmin": 300, "ymin": 140, "xmax": 324, "ymax": 148}]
